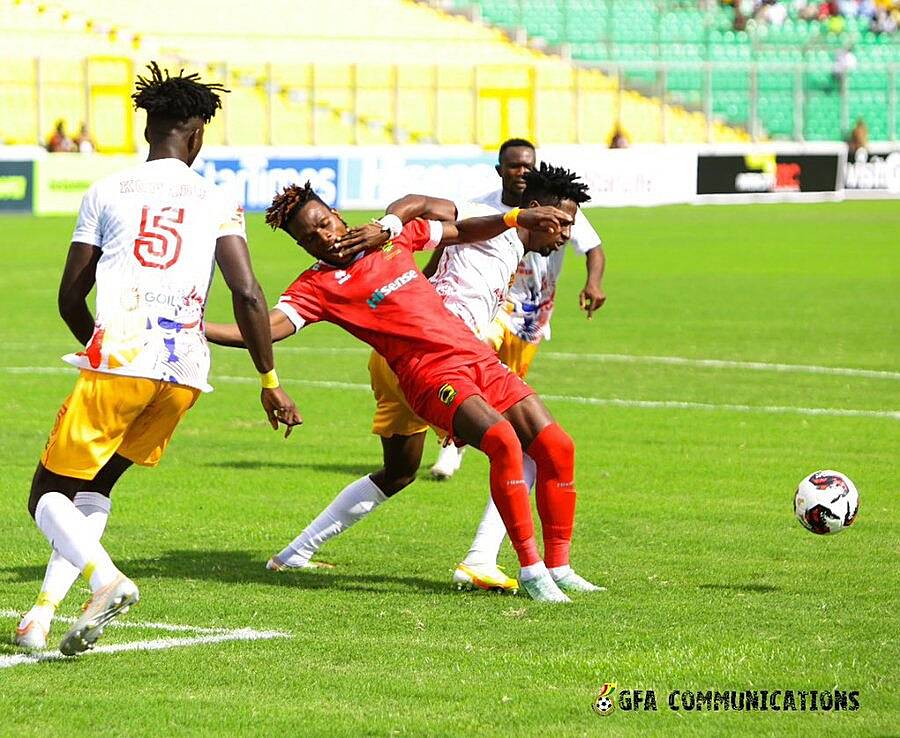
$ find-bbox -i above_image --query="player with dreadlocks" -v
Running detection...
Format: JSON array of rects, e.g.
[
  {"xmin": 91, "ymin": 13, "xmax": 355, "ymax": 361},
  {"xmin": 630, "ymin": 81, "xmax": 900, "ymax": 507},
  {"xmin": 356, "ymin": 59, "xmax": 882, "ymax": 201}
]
[
  {"xmin": 15, "ymin": 62, "xmax": 300, "ymax": 654},
  {"xmin": 205, "ymin": 163, "xmax": 601, "ymax": 602}
]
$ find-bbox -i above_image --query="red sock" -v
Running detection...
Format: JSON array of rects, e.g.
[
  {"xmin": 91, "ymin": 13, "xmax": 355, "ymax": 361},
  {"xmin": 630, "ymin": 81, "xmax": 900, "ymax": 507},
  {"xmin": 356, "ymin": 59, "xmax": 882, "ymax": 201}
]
[
  {"xmin": 480, "ymin": 421, "xmax": 539, "ymax": 566},
  {"xmin": 527, "ymin": 423, "xmax": 576, "ymax": 569}
]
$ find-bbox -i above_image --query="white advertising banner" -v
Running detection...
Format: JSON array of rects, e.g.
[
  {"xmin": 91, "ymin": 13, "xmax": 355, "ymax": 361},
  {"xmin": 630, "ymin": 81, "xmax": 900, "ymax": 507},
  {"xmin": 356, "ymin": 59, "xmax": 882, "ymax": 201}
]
[{"xmin": 537, "ymin": 145, "xmax": 698, "ymax": 207}]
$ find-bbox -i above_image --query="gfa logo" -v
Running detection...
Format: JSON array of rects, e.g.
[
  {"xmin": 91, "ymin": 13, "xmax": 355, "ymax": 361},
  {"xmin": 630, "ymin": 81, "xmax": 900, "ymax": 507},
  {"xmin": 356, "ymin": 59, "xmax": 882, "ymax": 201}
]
[
  {"xmin": 592, "ymin": 682, "xmax": 617, "ymax": 716},
  {"xmin": 334, "ymin": 270, "xmax": 351, "ymax": 285}
]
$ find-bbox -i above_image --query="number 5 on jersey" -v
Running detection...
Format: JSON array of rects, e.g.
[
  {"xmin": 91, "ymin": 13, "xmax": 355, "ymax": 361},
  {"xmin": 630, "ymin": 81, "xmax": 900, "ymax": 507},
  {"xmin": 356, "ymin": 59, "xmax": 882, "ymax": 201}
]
[{"xmin": 134, "ymin": 206, "xmax": 184, "ymax": 269}]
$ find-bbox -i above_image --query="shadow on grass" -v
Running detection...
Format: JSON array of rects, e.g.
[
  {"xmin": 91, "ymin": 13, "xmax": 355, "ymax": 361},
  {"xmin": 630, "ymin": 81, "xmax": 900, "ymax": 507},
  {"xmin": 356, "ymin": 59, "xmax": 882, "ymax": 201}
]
[
  {"xmin": 698, "ymin": 583, "xmax": 779, "ymax": 593},
  {"xmin": 0, "ymin": 549, "xmax": 453, "ymax": 597},
  {"xmin": 201, "ymin": 460, "xmax": 375, "ymax": 476}
]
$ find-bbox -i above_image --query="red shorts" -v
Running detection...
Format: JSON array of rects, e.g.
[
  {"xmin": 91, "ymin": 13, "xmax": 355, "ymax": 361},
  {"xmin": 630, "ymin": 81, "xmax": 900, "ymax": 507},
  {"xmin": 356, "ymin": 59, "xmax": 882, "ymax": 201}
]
[{"xmin": 398, "ymin": 355, "xmax": 534, "ymax": 438}]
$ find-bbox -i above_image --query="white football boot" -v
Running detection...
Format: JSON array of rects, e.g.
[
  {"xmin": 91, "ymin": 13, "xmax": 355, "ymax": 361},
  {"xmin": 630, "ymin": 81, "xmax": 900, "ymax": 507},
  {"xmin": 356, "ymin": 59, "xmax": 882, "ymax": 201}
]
[
  {"xmin": 59, "ymin": 574, "xmax": 139, "ymax": 656},
  {"xmin": 266, "ymin": 555, "xmax": 334, "ymax": 571},
  {"xmin": 430, "ymin": 445, "xmax": 465, "ymax": 480},
  {"xmin": 552, "ymin": 569, "xmax": 606, "ymax": 593},
  {"xmin": 14, "ymin": 612, "xmax": 50, "ymax": 650},
  {"xmin": 520, "ymin": 571, "xmax": 571, "ymax": 604}
]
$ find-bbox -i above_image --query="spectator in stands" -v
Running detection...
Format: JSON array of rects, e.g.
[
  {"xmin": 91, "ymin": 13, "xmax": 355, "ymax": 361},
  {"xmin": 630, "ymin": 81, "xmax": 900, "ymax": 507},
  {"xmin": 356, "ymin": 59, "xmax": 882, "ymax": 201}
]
[
  {"xmin": 832, "ymin": 45, "xmax": 858, "ymax": 88},
  {"xmin": 75, "ymin": 123, "xmax": 96, "ymax": 154},
  {"xmin": 608, "ymin": 124, "xmax": 629, "ymax": 149},
  {"xmin": 848, "ymin": 117, "xmax": 869, "ymax": 159},
  {"xmin": 46, "ymin": 120, "xmax": 76, "ymax": 153}
]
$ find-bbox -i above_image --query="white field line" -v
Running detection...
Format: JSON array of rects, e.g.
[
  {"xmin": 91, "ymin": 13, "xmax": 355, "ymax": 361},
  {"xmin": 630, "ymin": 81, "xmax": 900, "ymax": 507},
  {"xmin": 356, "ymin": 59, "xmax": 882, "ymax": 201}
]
[
  {"xmin": 540, "ymin": 394, "xmax": 900, "ymax": 420},
  {"xmin": 8, "ymin": 345, "xmax": 898, "ymax": 380},
  {"xmin": 0, "ymin": 609, "xmax": 289, "ymax": 669},
  {"xmin": 3, "ymin": 366, "xmax": 898, "ymax": 420},
  {"xmin": 0, "ymin": 608, "xmax": 229, "ymax": 634},
  {"xmin": 268, "ymin": 345, "xmax": 900, "ymax": 381}
]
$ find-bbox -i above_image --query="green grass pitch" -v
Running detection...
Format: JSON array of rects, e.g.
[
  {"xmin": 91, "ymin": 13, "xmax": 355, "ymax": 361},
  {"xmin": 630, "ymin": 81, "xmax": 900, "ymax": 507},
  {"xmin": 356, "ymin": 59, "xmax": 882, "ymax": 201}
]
[{"xmin": 0, "ymin": 202, "xmax": 897, "ymax": 736}]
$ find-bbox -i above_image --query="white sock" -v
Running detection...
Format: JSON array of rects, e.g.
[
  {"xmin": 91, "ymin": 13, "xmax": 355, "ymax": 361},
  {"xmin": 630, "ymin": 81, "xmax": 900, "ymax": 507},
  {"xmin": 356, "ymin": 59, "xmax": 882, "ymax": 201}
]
[
  {"xmin": 519, "ymin": 560, "xmax": 549, "ymax": 582},
  {"xmin": 34, "ymin": 492, "xmax": 118, "ymax": 592},
  {"xmin": 549, "ymin": 564, "xmax": 572, "ymax": 581},
  {"xmin": 276, "ymin": 476, "xmax": 388, "ymax": 567},
  {"xmin": 462, "ymin": 453, "xmax": 536, "ymax": 568},
  {"xmin": 25, "ymin": 492, "xmax": 111, "ymax": 625}
]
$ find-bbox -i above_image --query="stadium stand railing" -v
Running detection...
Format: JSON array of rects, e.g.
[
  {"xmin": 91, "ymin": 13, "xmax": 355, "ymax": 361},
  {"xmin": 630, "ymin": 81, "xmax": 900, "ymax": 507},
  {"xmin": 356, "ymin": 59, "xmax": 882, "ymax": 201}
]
[
  {"xmin": 0, "ymin": 0, "xmax": 751, "ymax": 151},
  {"xmin": 446, "ymin": 0, "xmax": 900, "ymax": 141}
]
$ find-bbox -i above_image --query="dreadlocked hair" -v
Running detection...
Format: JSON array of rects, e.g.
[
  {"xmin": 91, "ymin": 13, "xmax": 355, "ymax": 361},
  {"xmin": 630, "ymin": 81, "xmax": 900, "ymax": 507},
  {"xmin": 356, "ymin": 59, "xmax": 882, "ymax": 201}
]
[
  {"xmin": 521, "ymin": 161, "xmax": 590, "ymax": 206},
  {"xmin": 132, "ymin": 61, "xmax": 228, "ymax": 123},
  {"xmin": 266, "ymin": 182, "xmax": 324, "ymax": 231}
]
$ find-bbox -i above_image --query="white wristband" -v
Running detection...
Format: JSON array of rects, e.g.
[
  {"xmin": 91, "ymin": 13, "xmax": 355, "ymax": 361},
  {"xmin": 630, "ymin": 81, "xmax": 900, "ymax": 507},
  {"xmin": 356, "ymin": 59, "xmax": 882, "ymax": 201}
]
[{"xmin": 376, "ymin": 213, "xmax": 403, "ymax": 239}]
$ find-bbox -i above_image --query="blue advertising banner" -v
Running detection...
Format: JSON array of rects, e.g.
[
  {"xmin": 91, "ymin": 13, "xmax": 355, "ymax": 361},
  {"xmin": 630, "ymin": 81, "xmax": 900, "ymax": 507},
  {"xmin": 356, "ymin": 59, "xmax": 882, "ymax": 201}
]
[
  {"xmin": 193, "ymin": 155, "xmax": 339, "ymax": 211},
  {"xmin": 0, "ymin": 160, "xmax": 33, "ymax": 213}
]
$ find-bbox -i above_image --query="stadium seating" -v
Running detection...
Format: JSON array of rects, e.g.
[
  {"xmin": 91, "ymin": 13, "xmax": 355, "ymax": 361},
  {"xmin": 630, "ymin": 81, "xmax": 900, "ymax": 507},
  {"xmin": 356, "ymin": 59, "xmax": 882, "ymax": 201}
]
[
  {"xmin": 457, "ymin": 0, "xmax": 900, "ymax": 141},
  {"xmin": 0, "ymin": 0, "xmax": 748, "ymax": 150}
]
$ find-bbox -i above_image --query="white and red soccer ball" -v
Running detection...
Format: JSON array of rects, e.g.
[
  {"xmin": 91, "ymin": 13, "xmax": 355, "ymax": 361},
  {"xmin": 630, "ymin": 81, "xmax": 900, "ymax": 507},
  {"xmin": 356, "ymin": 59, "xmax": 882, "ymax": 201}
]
[{"xmin": 794, "ymin": 470, "xmax": 859, "ymax": 535}]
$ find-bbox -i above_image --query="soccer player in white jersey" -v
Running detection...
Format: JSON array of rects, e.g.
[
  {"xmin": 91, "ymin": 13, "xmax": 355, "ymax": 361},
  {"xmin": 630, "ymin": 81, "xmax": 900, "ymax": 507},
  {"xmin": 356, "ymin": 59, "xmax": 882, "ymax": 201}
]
[
  {"xmin": 14, "ymin": 63, "xmax": 300, "ymax": 655},
  {"xmin": 259, "ymin": 164, "xmax": 601, "ymax": 598},
  {"xmin": 430, "ymin": 138, "xmax": 606, "ymax": 480}
]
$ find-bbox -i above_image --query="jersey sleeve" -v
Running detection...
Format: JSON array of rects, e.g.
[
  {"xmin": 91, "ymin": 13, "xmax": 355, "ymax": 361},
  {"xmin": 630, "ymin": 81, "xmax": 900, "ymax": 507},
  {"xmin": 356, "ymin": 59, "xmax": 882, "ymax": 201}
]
[
  {"xmin": 71, "ymin": 184, "xmax": 104, "ymax": 247},
  {"xmin": 216, "ymin": 191, "xmax": 247, "ymax": 240},
  {"xmin": 570, "ymin": 209, "xmax": 601, "ymax": 256},
  {"xmin": 393, "ymin": 218, "xmax": 443, "ymax": 253},
  {"xmin": 273, "ymin": 273, "xmax": 325, "ymax": 334}
]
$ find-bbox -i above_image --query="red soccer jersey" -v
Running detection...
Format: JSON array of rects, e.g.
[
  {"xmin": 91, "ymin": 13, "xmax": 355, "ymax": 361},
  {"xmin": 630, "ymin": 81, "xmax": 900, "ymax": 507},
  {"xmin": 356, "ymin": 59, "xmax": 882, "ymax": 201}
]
[{"xmin": 275, "ymin": 219, "xmax": 499, "ymax": 381}]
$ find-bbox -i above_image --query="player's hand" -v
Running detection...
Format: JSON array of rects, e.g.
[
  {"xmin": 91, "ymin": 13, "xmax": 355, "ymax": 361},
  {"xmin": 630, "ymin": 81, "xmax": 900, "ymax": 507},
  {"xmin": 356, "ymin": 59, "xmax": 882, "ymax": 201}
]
[
  {"xmin": 516, "ymin": 206, "xmax": 574, "ymax": 234},
  {"xmin": 336, "ymin": 223, "xmax": 390, "ymax": 259},
  {"xmin": 579, "ymin": 284, "xmax": 606, "ymax": 320},
  {"xmin": 260, "ymin": 386, "xmax": 303, "ymax": 438}
]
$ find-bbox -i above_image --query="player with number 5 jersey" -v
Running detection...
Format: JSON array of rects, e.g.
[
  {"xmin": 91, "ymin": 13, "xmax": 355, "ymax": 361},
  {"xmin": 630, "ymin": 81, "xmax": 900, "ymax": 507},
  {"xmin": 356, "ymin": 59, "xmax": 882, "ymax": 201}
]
[{"xmin": 15, "ymin": 62, "xmax": 300, "ymax": 657}]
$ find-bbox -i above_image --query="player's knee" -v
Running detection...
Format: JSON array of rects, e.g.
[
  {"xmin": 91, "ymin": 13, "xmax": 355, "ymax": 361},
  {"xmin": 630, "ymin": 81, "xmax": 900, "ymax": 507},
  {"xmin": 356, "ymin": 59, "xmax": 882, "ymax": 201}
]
[
  {"xmin": 375, "ymin": 468, "xmax": 417, "ymax": 496},
  {"xmin": 480, "ymin": 419, "xmax": 522, "ymax": 464},
  {"xmin": 528, "ymin": 422, "xmax": 575, "ymax": 478}
]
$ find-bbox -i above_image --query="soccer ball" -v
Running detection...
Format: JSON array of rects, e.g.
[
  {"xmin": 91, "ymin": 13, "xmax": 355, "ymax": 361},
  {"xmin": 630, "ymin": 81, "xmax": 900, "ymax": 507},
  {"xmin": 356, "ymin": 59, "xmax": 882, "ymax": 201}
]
[{"xmin": 794, "ymin": 470, "xmax": 859, "ymax": 535}]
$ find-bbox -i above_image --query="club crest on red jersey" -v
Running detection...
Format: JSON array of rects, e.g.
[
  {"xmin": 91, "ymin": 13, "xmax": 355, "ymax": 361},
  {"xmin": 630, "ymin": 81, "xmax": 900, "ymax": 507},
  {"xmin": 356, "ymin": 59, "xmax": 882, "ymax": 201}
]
[{"xmin": 438, "ymin": 383, "xmax": 457, "ymax": 405}]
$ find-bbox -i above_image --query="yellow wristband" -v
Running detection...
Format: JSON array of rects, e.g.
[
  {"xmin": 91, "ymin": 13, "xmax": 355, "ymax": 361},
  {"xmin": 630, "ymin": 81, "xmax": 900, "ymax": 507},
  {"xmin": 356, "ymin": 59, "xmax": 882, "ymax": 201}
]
[
  {"xmin": 260, "ymin": 369, "xmax": 280, "ymax": 389},
  {"xmin": 502, "ymin": 207, "xmax": 520, "ymax": 228}
]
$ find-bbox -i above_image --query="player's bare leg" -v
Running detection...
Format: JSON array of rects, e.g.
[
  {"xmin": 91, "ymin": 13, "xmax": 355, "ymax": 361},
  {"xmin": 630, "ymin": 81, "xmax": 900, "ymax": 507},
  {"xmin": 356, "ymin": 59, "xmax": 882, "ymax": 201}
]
[
  {"xmin": 452, "ymin": 396, "xmax": 569, "ymax": 603},
  {"xmin": 268, "ymin": 432, "xmax": 426, "ymax": 570},
  {"xmin": 26, "ymin": 464, "xmax": 138, "ymax": 655},
  {"xmin": 16, "ymin": 455, "xmax": 132, "ymax": 649}
]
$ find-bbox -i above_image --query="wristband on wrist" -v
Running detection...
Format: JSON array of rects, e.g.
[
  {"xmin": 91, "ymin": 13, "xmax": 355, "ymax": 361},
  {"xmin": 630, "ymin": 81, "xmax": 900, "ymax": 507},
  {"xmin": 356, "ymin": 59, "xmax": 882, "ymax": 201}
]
[
  {"xmin": 502, "ymin": 207, "xmax": 520, "ymax": 228},
  {"xmin": 376, "ymin": 213, "xmax": 403, "ymax": 239},
  {"xmin": 260, "ymin": 369, "xmax": 280, "ymax": 389}
]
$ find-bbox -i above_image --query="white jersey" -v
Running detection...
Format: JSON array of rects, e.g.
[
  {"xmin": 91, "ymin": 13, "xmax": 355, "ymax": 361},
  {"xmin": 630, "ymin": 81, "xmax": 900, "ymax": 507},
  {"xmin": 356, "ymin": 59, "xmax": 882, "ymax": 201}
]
[
  {"xmin": 466, "ymin": 189, "xmax": 601, "ymax": 344},
  {"xmin": 429, "ymin": 202, "xmax": 525, "ymax": 339},
  {"xmin": 65, "ymin": 158, "xmax": 246, "ymax": 392}
]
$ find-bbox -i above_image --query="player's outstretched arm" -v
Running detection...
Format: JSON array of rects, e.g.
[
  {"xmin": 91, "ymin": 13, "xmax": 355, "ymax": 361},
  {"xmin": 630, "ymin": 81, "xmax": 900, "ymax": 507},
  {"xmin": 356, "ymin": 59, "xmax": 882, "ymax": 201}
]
[
  {"xmin": 579, "ymin": 244, "xmax": 607, "ymax": 320},
  {"xmin": 442, "ymin": 206, "xmax": 572, "ymax": 246},
  {"xmin": 215, "ymin": 234, "xmax": 302, "ymax": 436},
  {"xmin": 335, "ymin": 194, "xmax": 459, "ymax": 258},
  {"xmin": 205, "ymin": 309, "xmax": 295, "ymax": 348},
  {"xmin": 58, "ymin": 242, "xmax": 101, "ymax": 344}
]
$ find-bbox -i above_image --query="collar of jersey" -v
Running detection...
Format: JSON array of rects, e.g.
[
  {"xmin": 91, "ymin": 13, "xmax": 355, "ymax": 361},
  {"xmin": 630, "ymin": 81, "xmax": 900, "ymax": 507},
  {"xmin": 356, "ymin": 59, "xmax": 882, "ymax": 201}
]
[{"xmin": 317, "ymin": 251, "xmax": 365, "ymax": 269}]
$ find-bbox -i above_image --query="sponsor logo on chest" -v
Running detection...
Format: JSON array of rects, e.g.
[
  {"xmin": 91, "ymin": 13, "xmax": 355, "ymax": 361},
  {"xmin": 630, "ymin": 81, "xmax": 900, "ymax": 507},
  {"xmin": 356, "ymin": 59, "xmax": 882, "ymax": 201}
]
[{"xmin": 367, "ymin": 269, "xmax": 418, "ymax": 309}]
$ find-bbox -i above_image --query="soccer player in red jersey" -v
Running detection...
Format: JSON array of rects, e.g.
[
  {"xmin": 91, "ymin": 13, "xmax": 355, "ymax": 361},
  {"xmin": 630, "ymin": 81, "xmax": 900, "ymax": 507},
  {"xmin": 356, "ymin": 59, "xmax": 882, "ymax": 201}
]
[{"xmin": 206, "ymin": 183, "xmax": 598, "ymax": 602}]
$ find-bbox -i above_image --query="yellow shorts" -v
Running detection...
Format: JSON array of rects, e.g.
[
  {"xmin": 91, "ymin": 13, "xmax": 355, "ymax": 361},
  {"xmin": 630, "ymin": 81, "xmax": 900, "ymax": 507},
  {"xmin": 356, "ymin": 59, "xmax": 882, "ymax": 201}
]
[
  {"xmin": 41, "ymin": 369, "xmax": 200, "ymax": 480},
  {"xmin": 368, "ymin": 351, "xmax": 432, "ymax": 438},
  {"xmin": 495, "ymin": 320, "xmax": 540, "ymax": 380}
]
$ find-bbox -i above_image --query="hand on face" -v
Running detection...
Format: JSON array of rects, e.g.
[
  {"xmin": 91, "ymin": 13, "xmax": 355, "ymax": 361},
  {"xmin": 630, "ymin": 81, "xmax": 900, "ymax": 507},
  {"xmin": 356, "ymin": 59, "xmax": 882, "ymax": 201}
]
[{"xmin": 335, "ymin": 222, "xmax": 391, "ymax": 259}]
